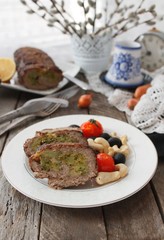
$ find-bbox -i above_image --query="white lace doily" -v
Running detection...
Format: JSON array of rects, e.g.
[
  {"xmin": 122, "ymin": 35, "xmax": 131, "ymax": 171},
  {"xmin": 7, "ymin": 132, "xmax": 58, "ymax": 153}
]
[
  {"xmin": 86, "ymin": 66, "xmax": 164, "ymax": 134},
  {"xmin": 131, "ymin": 74, "xmax": 164, "ymax": 133}
]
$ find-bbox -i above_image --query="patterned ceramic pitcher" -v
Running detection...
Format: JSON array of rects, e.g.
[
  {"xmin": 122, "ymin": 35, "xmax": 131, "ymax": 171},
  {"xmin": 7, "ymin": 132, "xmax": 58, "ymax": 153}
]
[{"xmin": 105, "ymin": 41, "xmax": 143, "ymax": 88}]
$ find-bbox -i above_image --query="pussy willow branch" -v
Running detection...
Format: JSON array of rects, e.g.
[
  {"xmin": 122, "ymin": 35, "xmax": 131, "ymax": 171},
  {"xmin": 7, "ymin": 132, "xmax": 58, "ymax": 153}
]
[
  {"xmin": 95, "ymin": 14, "xmax": 154, "ymax": 36},
  {"xmin": 20, "ymin": 0, "xmax": 162, "ymax": 38},
  {"xmin": 113, "ymin": 4, "xmax": 156, "ymax": 37},
  {"xmin": 107, "ymin": 0, "xmax": 123, "ymax": 26},
  {"xmin": 25, "ymin": 1, "xmax": 65, "ymax": 33},
  {"xmin": 49, "ymin": 0, "xmax": 80, "ymax": 35},
  {"xmin": 95, "ymin": 2, "xmax": 157, "ymax": 36},
  {"xmin": 104, "ymin": 0, "xmax": 108, "ymax": 26},
  {"xmin": 26, "ymin": 0, "xmax": 74, "ymax": 35},
  {"xmin": 54, "ymin": 0, "xmax": 76, "ymax": 22},
  {"xmin": 22, "ymin": 0, "xmax": 81, "ymax": 36},
  {"xmin": 48, "ymin": 0, "xmax": 78, "ymax": 35},
  {"xmin": 92, "ymin": 0, "xmax": 97, "ymax": 33},
  {"xmin": 113, "ymin": 19, "xmax": 156, "ymax": 38},
  {"xmin": 80, "ymin": 0, "xmax": 88, "ymax": 34},
  {"xmin": 101, "ymin": 0, "xmax": 156, "ymax": 36},
  {"xmin": 138, "ymin": 0, "xmax": 145, "ymax": 9}
]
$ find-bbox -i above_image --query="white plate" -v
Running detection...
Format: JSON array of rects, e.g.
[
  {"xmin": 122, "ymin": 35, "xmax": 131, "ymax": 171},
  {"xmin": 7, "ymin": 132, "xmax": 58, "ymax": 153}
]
[
  {"xmin": 1, "ymin": 114, "xmax": 158, "ymax": 208},
  {"xmin": 0, "ymin": 62, "xmax": 80, "ymax": 95}
]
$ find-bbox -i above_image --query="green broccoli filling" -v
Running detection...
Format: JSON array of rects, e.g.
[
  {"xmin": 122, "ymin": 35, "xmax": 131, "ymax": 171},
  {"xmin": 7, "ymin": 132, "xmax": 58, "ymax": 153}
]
[
  {"xmin": 44, "ymin": 72, "xmax": 60, "ymax": 84},
  {"xmin": 39, "ymin": 150, "xmax": 88, "ymax": 175},
  {"xmin": 30, "ymin": 133, "xmax": 78, "ymax": 153},
  {"xmin": 26, "ymin": 70, "xmax": 40, "ymax": 86}
]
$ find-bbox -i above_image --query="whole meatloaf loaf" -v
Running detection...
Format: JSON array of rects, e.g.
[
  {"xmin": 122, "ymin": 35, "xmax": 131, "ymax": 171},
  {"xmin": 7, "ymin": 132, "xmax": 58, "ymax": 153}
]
[
  {"xmin": 14, "ymin": 47, "xmax": 63, "ymax": 90},
  {"xmin": 24, "ymin": 127, "xmax": 88, "ymax": 157},
  {"xmin": 29, "ymin": 143, "xmax": 97, "ymax": 189}
]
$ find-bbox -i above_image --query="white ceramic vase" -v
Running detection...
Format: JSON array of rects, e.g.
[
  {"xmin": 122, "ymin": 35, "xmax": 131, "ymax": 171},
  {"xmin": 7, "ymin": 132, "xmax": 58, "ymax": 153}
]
[{"xmin": 71, "ymin": 32, "xmax": 112, "ymax": 74}]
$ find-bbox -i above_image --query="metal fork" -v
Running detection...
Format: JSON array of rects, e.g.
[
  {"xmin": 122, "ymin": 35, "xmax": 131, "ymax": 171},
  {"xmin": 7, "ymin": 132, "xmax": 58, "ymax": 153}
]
[
  {"xmin": 0, "ymin": 85, "xmax": 79, "ymax": 135},
  {"xmin": 0, "ymin": 84, "xmax": 80, "ymax": 124},
  {"xmin": 0, "ymin": 97, "xmax": 68, "ymax": 125},
  {"xmin": 0, "ymin": 104, "xmax": 61, "ymax": 136}
]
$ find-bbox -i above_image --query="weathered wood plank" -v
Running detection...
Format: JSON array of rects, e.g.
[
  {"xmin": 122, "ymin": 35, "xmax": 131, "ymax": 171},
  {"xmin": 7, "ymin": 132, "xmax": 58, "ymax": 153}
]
[
  {"xmin": 0, "ymin": 177, "xmax": 41, "ymax": 240},
  {"xmin": 0, "ymin": 90, "xmax": 42, "ymax": 240},
  {"xmin": 89, "ymin": 92, "xmax": 127, "ymax": 122},
  {"xmin": 152, "ymin": 158, "xmax": 164, "ymax": 219},
  {"xmin": 103, "ymin": 184, "xmax": 164, "ymax": 240},
  {"xmin": 0, "ymin": 88, "xmax": 20, "ymax": 152},
  {"xmin": 0, "ymin": 88, "xmax": 20, "ymax": 113},
  {"xmin": 50, "ymin": 88, "xmax": 87, "ymax": 118},
  {"xmin": 40, "ymin": 206, "xmax": 107, "ymax": 240}
]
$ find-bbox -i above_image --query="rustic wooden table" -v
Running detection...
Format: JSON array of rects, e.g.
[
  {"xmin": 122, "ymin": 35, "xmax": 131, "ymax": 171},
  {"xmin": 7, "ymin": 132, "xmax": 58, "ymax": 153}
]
[{"xmin": 0, "ymin": 81, "xmax": 164, "ymax": 240}]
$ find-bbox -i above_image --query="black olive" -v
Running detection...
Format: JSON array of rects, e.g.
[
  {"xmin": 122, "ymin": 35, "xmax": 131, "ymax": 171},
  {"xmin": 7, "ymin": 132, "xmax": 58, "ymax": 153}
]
[
  {"xmin": 108, "ymin": 137, "xmax": 122, "ymax": 148},
  {"xmin": 69, "ymin": 124, "xmax": 80, "ymax": 128},
  {"xmin": 100, "ymin": 132, "xmax": 111, "ymax": 140},
  {"xmin": 114, "ymin": 153, "xmax": 126, "ymax": 164}
]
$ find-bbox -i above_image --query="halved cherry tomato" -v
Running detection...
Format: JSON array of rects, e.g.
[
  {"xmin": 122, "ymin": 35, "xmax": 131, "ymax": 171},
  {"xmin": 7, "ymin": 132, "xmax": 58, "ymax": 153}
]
[
  {"xmin": 80, "ymin": 119, "xmax": 103, "ymax": 138},
  {"xmin": 96, "ymin": 153, "xmax": 115, "ymax": 172}
]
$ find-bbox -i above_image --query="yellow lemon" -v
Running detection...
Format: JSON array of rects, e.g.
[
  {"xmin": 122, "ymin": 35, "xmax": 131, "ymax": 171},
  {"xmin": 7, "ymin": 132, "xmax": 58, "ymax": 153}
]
[{"xmin": 0, "ymin": 58, "xmax": 16, "ymax": 82}]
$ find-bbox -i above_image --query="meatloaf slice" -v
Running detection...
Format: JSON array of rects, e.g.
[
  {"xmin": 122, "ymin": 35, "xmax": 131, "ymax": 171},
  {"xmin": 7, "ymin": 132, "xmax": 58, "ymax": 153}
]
[
  {"xmin": 14, "ymin": 47, "xmax": 63, "ymax": 90},
  {"xmin": 24, "ymin": 127, "xmax": 88, "ymax": 157},
  {"xmin": 29, "ymin": 143, "xmax": 97, "ymax": 189}
]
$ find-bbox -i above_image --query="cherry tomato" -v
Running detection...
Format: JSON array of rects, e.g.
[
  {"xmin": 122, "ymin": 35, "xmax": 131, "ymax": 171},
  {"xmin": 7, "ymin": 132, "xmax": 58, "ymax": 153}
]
[
  {"xmin": 80, "ymin": 119, "xmax": 103, "ymax": 138},
  {"xmin": 78, "ymin": 94, "xmax": 92, "ymax": 108},
  {"xmin": 96, "ymin": 153, "xmax": 115, "ymax": 172}
]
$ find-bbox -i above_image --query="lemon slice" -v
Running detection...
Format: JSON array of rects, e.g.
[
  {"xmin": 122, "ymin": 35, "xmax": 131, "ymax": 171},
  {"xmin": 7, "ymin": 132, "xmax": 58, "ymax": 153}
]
[{"xmin": 0, "ymin": 58, "xmax": 16, "ymax": 82}]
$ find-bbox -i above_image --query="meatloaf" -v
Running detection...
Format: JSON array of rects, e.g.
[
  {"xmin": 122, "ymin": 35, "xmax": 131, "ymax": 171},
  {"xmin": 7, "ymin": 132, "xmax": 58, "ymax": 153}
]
[
  {"xmin": 24, "ymin": 127, "xmax": 88, "ymax": 157},
  {"xmin": 29, "ymin": 143, "xmax": 97, "ymax": 189},
  {"xmin": 14, "ymin": 47, "xmax": 63, "ymax": 90}
]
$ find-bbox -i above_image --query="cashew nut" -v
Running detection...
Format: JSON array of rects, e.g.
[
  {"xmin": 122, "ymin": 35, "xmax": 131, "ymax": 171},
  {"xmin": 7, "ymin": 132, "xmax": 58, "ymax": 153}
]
[
  {"xmin": 112, "ymin": 145, "xmax": 120, "ymax": 153},
  {"xmin": 96, "ymin": 171, "xmax": 121, "ymax": 185},
  {"xmin": 115, "ymin": 163, "xmax": 128, "ymax": 178},
  {"xmin": 87, "ymin": 138, "xmax": 104, "ymax": 152},
  {"xmin": 94, "ymin": 137, "xmax": 109, "ymax": 153},
  {"xmin": 107, "ymin": 146, "xmax": 115, "ymax": 156},
  {"xmin": 119, "ymin": 145, "xmax": 129, "ymax": 157},
  {"xmin": 111, "ymin": 131, "xmax": 117, "ymax": 137},
  {"xmin": 120, "ymin": 135, "xmax": 128, "ymax": 145}
]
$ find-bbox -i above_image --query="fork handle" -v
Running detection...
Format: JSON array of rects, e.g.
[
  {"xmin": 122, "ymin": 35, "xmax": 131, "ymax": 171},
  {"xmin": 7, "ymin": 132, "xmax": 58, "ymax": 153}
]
[
  {"xmin": 0, "ymin": 107, "xmax": 24, "ymax": 125},
  {"xmin": 0, "ymin": 115, "xmax": 35, "ymax": 136}
]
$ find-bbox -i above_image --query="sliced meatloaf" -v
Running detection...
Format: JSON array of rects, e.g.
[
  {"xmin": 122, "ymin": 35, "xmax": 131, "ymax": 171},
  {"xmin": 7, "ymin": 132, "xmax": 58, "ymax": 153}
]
[
  {"xmin": 24, "ymin": 127, "xmax": 88, "ymax": 157},
  {"xmin": 14, "ymin": 47, "xmax": 63, "ymax": 90},
  {"xmin": 29, "ymin": 143, "xmax": 97, "ymax": 189}
]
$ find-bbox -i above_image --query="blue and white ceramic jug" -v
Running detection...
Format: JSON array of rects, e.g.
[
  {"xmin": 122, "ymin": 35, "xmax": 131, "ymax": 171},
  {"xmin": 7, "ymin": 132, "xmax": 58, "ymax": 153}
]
[{"xmin": 105, "ymin": 41, "xmax": 143, "ymax": 88}]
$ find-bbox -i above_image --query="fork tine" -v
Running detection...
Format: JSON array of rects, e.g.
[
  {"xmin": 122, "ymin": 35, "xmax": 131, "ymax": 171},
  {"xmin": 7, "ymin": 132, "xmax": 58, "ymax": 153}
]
[
  {"xmin": 30, "ymin": 86, "xmax": 76, "ymax": 117},
  {"xmin": 43, "ymin": 86, "xmax": 78, "ymax": 113},
  {"xmin": 0, "ymin": 103, "xmax": 61, "ymax": 136},
  {"xmin": 47, "ymin": 103, "xmax": 61, "ymax": 113},
  {"xmin": 0, "ymin": 86, "xmax": 79, "ymax": 135},
  {"xmin": 41, "ymin": 103, "xmax": 60, "ymax": 116},
  {"xmin": 40, "ymin": 86, "xmax": 79, "ymax": 115}
]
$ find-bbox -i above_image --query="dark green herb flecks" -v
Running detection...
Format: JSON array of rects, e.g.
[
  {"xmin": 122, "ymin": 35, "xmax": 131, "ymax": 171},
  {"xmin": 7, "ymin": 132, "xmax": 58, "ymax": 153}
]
[
  {"xmin": 30, "ymin": 133, "xmax": 78, "ymax": 153},
  {"xmin": 39, "ymin": 150, "xmax": 88, "ymax": 175}
]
